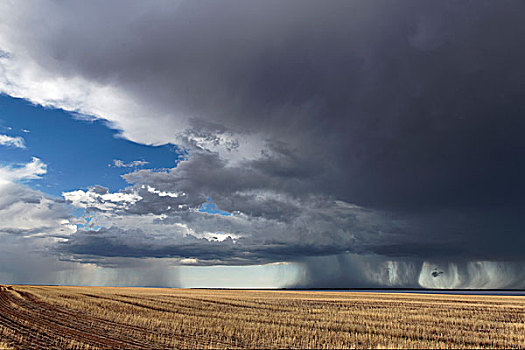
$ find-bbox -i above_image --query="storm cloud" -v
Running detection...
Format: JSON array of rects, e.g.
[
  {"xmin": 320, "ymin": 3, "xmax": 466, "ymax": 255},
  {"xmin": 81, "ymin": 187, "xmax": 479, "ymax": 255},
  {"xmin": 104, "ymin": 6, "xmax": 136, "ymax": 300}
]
[{"xmin": 1, "ymin": 1, "xmax": 524, "ymax": 287}]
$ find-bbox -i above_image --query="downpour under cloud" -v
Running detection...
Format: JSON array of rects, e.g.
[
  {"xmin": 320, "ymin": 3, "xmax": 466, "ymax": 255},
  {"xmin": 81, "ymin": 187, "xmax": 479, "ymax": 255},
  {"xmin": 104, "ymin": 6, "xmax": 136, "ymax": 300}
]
[{"xmin": 0, "ymin": 0, "xmax": 524, "ymax": 288}]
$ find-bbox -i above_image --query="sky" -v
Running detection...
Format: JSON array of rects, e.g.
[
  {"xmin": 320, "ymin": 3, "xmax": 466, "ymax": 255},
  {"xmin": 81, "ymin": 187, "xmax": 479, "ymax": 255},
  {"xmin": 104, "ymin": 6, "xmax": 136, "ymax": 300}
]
[{"xmin": 0, "ymin": 0, "xmax": 524, "ymax": 289}]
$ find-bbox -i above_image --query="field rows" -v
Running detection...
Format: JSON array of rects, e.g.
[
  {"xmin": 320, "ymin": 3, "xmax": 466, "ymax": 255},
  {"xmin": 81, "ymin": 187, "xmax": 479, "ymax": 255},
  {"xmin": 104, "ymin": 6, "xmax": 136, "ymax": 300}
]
[{"xmin": 0, "ymin": 285, "xmax": 523, "ymax": 349}]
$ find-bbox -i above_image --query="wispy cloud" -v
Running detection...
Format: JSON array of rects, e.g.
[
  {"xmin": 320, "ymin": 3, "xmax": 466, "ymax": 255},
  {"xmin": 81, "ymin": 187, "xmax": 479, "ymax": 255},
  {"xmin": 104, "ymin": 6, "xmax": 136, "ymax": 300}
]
[
  {"xmin": 0, "ymin": 134, "xmax": 25, "ymax": 148},
  {"xmin": 0, "ymin": 157, "xmax": 46, "ymax": 183},
  {"xmin": 110, "ymin": 159, "xmax": 149, "ymax": 168}
]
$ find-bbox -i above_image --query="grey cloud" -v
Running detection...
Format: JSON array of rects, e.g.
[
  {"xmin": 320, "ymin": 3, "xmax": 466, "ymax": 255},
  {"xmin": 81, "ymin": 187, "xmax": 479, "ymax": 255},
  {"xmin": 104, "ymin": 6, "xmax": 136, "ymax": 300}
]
[
  {"xmin": 0, "ymin": 182, "xmax": 74, "ymax": 236},
  {"xmin": 0, "ymin": 234, "xmax": 180, "ymax": 287},
  {"xmin": 60, "ymin": 225, "xmax": 352, "ymax": 266},
  {"xmin": 0, "ymin": 183, "xmax": 176, "ymax": 287},
  {"xmin": 122, "ymin": 149, "xmax": 323, "ymax": 213},
  {"xmin": 60, "ymin": 170, "xmax": 398, "ymax": 266}
]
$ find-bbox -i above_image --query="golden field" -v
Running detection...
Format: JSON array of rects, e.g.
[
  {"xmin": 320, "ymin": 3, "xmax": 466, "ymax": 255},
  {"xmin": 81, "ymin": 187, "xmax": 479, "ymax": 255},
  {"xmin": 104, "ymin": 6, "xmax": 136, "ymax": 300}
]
[{"xmin": 0, "ymin": 285, "xmax": 523, "ymax": 349}]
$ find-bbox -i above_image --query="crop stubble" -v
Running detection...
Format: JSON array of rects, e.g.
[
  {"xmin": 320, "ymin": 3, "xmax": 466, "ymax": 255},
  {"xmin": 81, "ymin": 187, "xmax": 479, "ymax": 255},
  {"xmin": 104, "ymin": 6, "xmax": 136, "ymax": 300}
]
[{"xmin": 0, "ymin": 285, "xmax": 523, "ymax": 349}]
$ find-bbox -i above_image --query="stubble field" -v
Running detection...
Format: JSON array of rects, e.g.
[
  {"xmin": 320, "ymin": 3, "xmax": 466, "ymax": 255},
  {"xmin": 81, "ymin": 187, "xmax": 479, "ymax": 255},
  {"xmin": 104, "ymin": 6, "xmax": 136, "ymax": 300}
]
[{"xmin": 0, "ymin": 285, "xmax": 523, "ymax": 349}]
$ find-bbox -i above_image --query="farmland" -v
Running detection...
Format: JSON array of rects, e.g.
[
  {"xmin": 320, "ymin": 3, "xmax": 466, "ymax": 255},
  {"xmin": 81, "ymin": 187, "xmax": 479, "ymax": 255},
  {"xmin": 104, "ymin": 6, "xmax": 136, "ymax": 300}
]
[{"xmin": 0, "ymin": 285, "xmax": 523, "ymax": 349}]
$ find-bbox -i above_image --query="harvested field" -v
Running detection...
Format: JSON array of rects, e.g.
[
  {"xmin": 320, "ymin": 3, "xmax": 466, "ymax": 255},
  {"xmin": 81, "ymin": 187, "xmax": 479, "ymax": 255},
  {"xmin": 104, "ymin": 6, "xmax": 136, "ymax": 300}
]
[{"xmin": 0, "ymin": 285, "xmax": 523, "ymax": 349}]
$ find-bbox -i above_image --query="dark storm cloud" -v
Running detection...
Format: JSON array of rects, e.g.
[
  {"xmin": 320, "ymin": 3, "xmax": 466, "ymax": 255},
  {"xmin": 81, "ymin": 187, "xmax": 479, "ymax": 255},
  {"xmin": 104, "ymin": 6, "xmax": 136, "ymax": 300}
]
[
  {"xmin": 14, "ymin": 0, "xmax": 520, "ymax": 209},
  {"xmin": 2, "ymin": 0, "xmax": 525, "ymax": 286}
]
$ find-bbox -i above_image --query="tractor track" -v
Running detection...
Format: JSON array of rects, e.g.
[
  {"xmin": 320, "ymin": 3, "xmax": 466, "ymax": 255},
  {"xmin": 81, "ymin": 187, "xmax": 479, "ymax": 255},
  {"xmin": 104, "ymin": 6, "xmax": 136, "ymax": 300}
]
[
  {"xmin": 0, "ymin": 286, "xmax": 248, "ymax": 349},
  {"xmin": 0, "ymin": 286, "xmax": 155, "ymax": 349}
]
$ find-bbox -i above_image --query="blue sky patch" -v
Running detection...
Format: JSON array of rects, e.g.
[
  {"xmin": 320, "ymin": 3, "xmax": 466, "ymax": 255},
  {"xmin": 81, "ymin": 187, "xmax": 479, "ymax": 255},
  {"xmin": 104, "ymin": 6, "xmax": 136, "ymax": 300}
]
[
  {"xmin": 199, "ymin": 198, "xmax": 231, "ymax": 216},
  {"xmin": 0, "ymin": 94, "xmax": 183, "ymax": 196}
]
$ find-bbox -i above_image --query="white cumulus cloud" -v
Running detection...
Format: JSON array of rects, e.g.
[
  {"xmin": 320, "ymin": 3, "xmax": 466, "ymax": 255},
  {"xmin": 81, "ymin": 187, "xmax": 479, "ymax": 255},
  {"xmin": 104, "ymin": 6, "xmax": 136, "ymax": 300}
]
[{"xmin": 63, "ymin": 186, "xmax": 142, "ymax": 211}]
